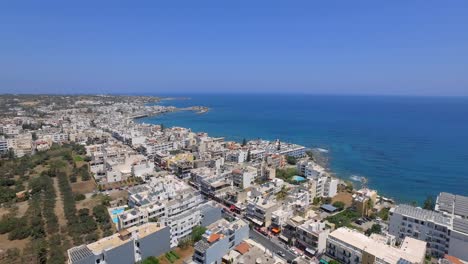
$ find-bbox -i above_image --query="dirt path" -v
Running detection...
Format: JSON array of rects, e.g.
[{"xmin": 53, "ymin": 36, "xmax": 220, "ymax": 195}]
[{"xmin": 52, "ymin": 177, "xmax": 68, "ymax": 230}]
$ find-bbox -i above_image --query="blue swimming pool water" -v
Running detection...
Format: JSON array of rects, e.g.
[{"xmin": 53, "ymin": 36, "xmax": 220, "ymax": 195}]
[
  {"xmin": 111, "ymin": 208, "xmax": 125, "ymax": 223},
  {"xmin": 292, "ymin": 176, "xmax": 306, "ymax": 182}
]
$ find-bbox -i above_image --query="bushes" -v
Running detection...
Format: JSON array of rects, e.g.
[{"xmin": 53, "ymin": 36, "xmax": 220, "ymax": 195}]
[
  {"xmin": 286, "ymin": 156, "xmax": 297, "ymax": 165},
  {"xmin": 365, "ymin": 224, "xmax": 382, "ymax": 236},
  {"xmin": 74, "ymin": 193, "xmax": 86, "ymax": 201},
  {"xmin": 93, "ymin": 204, "xmax": 113, "ymax": 235},
  {"xmin": 326, "ymin": 209, "xmax": 360, "ymax": 228},
  {"xmin": 48, "ymin": 234, "xmax": 66, "ymax": 264},
  {"xmin": 191, "ymin": 226, "xmax": 206, "ymax": 242},
  {"xmin": 165, "ymin": 251, "xmax": 180, "ymax": 263},
  {"xmin": 0, "ymin": 186, "xmax": 17, "ymax": 203},
  {"xmin": 0, "ymin": 216, "xmax": 18, "ymax": 234},
  {"xmin": 8, "ymin": 221, "xmax": 30, "ymax": 240},
  {"xmin": 378, "ymin": 207, "xmax": 390, "ymax": 221},
  {"xmin": 276, "ymin": 168, "xmax": 299, "ymax": 182},
  {"xmin": 332, "ymin": 201, "xmax": 345, "ymax": 211},
  {"xmin": 143, "ymin": 256, "xmax": 160, "ymax": 264}
]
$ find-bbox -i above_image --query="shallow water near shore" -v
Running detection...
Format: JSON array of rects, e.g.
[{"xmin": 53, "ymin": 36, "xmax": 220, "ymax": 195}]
[{"xmin": 138, "ymin": 94, "xmax": 468, "ymax": 204}]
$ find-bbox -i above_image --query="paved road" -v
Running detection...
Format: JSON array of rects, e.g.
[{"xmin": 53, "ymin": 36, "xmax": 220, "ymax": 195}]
[{"xmin": 249, "ymin": 228, "xmax": 296, "ymax": 262}]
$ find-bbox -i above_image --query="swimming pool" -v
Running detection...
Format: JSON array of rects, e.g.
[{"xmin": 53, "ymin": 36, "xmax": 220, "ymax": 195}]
[
  {"xmin": 111, "ymin": 208, "xmax": 125, "ymax": 223},
  {"xmin": 292, "ymin": 175, "xmax": 306, "ymax": 182}
]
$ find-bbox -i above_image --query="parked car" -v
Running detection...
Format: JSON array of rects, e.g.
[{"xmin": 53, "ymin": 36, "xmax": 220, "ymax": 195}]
[{"xmin": 277, "ymin": 251, "xmax": 286, "ymax": 257}]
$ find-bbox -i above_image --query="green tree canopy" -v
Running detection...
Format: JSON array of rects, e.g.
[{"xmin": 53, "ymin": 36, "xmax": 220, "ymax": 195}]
[
  {"xmin": 423, "ymin": 195, "xmax": 435, "ymax": 210},
  {"xmin": 191, "ymin": 225, "xmax": 207, "ymax": 242}
]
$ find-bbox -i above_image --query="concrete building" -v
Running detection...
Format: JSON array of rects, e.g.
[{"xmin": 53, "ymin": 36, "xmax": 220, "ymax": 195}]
[
  {"xmin": 389, "ymin": 204, "xmax": 468, "ymax": 261},
  {"xmin": 232, "ymin": 167, "xmax": 256, "ymax": 189},
  {"xmin": 246, "ymin": 196, "xmax": 280, "ymax": 228},
  {"xmin": 118, "ymin": 176, "xmax": 205, "ymax": 247},
  {"xmin": 308, "ymin": 176, "xmax": 338, "ymax": 199},
  {"xmin": 0, "ymin": 136, "xmax": 7, "ymax": 154},
  {"xmin": 326, "ymin": 227, "xmax": 426, "ymax": 264},
  {"xmin": 67, "ymin": 223, "xmax": 171, "ymax": 264},
  {"xmin": 193, "ymin": 218, "xmax": 249, "ymax": 264},
  {"xmin": 435, "ymin": 193, "xmax": 468, "ymax": 261},
  {"xmin": 295, "ymin": 219, "xmax": 330, "ymax": 255}
]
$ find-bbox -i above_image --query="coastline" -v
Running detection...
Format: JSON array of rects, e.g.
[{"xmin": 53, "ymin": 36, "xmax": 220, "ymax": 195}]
[
  {"xmin": 133, "ymin": 107, "xmax": 390, "ymax": 202},
  {"xmin": 134, "ymin": 94, "xmax": 468, "ymax": 204}
]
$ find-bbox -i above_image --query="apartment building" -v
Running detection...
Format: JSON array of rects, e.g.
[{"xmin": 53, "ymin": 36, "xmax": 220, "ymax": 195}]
[
  {"xmin": 67, "ymin": 223, "xmax": 171, "ymax": 264},
  {"xmin": 0, "ymin": 136, "xmax": 7, "ymax": 154},
  {"xmin": 435, "ymin": 192, "xmax": 468, "ymax": 260},
  {"xmin": 246, "ymin": 196, "xmax": 280, "ymax": 227},
  {"xmin": 193, "ymin": 218, "xmax": 249, "ymax": 264},
  {"xmin": 389, "ymin": 204, "xmax": 468, "ymax": 261},
  {"xmin": 226, "ymin": 150, "xmax": 248, "ymax": 163},
  {"xmin": 191, "ymin": 167, "xmax": 232, "ymax": 198},
  {"xmin": 295, "ymin": 220, "xmax": 330, "ymax": 255},
  {"xmin": 297, "ymin": 160, "xmax": 321, "ymax": 179},
  {"xmin": 118, "ymin": 177, "xmax": 205, "ymax": 247},
  {"xmin": 232, "ymin": 167, "xmax": 256, "ymax": 189},
  {"xmin": 307, "ymin": 176, "xmax": 338, "ymax": 199},
  {"xmin": 326, "ymin": 227, "xmax": 426, "ymax": 264}
]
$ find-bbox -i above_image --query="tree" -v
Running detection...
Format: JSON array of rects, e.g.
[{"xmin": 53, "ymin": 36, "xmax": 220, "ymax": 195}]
[
  {"xmin": 332, "ymin": 201, "xmax": 345, "ymax": 211},
  {"xmin": 241, "ymin": 138, "xmax": 247, "ymax": 146},
  {"xmin": 423, "ymin": 195, "xmax": 435, "ymax": 210},
  {"xmin": 306, "ymin": 150, "xmax": 314, "ymax": 160},
  {"xmin": 365, "ymin": 223, "xmax": 382, "ymax": 236},
  {"xmin": 142, "ymin": 256, "xmax": 160, "ymax": 264},
  {"xmin": 191, "ymin": 225, "xmax": 206, "ymax": 242},
  {"xmin": 344, "ymin": 181, "xmax": 354, "ymax": 192},
  {"xmin": 160, "ymin": 123, "xmax": 165, "ymax": 131},
  {"xmin": 313, "ymin": 197, "xmax": 321, "ymax": 205},
  {"xmin": 378, "ymin": 207, "xmax": 390, "ymax": 221},
  {"xmin": 74, "ymin": 193, "xmax": 86, "ymax": 201},
  {"xmin": 246, "ymin": 149, "xmax": 251, "ymax": 162},
  {"xmin": 7, "ymin": 148, "xmax": 15, "ymax": 159},
  {"xmin": 286, "ymin": 156, "xmax": 297, "ymax": 165}
]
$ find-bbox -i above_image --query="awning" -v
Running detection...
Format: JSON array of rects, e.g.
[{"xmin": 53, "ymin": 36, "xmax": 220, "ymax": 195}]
[
  {"xmin": 305, "ymin": 248, "xmax": 316, "ymax": 255},
  {"xmin": 279, "ymin": 235, "xmax": 289, "ymax": 242},
  {"xmin": 271, "ymin": 228, "xmax": 281, "ymax": 234}
]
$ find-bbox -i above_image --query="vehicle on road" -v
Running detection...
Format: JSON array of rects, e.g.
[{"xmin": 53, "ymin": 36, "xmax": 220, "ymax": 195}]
[{"xmin": 277, "ymin": 251, "xmax": 286, "ymax": 257}]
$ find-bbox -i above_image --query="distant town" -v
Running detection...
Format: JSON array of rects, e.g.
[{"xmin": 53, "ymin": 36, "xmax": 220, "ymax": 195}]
[{"xmin": 0, "ymin": 94, "xmax": 466, "ymax": 264}]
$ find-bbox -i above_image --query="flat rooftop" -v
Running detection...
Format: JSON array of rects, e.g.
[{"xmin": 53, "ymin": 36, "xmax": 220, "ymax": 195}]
[
  {"xmin": 329, "ymin": 227, "xmax": 426, "ymax": 264},
  {"xmin": 437, "ymin": 192, "xmax": 468, "ymax": 218},
  {"xmin": 393, "ymin": 204, "xmax": 451, "ymax": 226},
  {"xmin": 87, "ymin": 223, "xmax": 164, "ymax": 253}
]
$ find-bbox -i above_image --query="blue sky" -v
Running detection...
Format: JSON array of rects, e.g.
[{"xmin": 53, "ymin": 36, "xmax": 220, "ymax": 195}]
[{"xmin": 1, "ymin": 1, "xmax": 467, "ymax": 95}]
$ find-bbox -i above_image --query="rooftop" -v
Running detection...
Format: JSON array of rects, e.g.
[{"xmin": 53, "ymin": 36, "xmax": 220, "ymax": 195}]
[
  {"xmin": 329, "ymin": 227, "xmax": 426, "ymax": 264},
  {"xmin": 68, "ymin": 223, "xmax": 165, "ymax": 262},
  {"xmin": 87, "ymin": 223, "xmax": 164, "ymax": 253},
  {"xmin": 436, "ymin": 192, "xmax": 468, "ymax": 218},
  {"xmin": 393, "ymin": 204, "xmax": 451, "ymax": 226}
]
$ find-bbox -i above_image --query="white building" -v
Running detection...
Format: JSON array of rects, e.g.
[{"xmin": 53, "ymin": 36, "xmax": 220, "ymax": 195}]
[
  {"xmin": 295, "ymin": 220, "xmax": 330, "ymax": 255},
  {"xmin": 232, "ymin": 167, "xmax": 256, "ymax": 189},
  {"xmin": 308, "ymin": 176, "xmax": 338, "ymax": 199},
  {"xmin": 326, "ymin": 227, "xmax": 426, "ymax": 264},
  {"xmin": 389, "ymin": 204, "xmax": 468, "ymax": 261},
  {"xmin": 67, "ymin": 223, "xmax": 171, "ymax": 264},
  {"xmin": 118, "ymin": 176, "xmax": 205, "ymax": 247}
]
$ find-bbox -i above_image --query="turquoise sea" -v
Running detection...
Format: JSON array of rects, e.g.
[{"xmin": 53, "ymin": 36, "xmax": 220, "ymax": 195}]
[{"xmin": 137, "ymin": 94, "xmax": 468, "ymax": 204}]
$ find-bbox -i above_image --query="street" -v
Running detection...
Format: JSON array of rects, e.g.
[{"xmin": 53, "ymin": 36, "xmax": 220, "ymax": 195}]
[{"xmin": 249, "ymin": 228, "xmax": 296, "ymax": 262}]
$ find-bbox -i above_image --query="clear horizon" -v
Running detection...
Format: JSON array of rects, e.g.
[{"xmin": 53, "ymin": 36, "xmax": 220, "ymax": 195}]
[{"xmin": 1, "ymin": 1, "xmax": 468, "ymax": 96}]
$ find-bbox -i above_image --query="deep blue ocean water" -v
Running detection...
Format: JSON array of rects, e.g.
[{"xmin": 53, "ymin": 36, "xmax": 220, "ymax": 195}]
[{"xmin": 138, "ymin": 94, "xmax": 468, "ymax": 203}]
